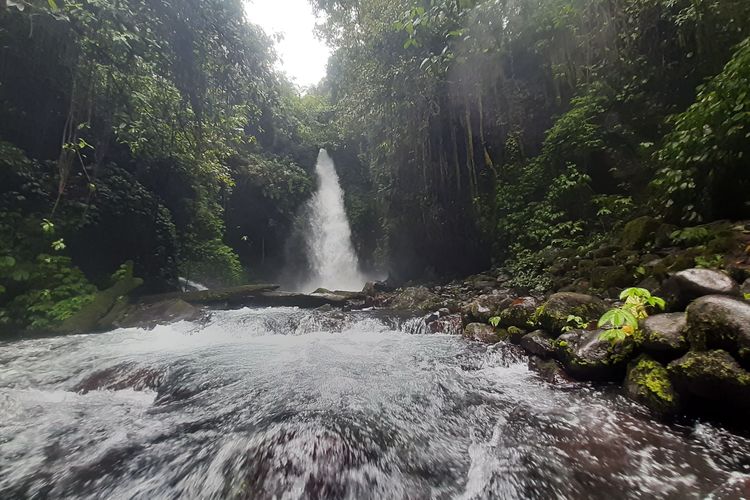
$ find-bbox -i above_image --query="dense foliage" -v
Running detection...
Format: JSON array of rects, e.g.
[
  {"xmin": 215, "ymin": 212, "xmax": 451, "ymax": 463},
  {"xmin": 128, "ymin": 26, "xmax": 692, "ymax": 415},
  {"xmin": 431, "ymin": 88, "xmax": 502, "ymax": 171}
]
[
  {"xmin": 313, "ymin": 0, "xmax": 750, "ymax": 285},
  {"xmin": 0, "ymin": 0, "xmax": 324, "ymax": 332}
]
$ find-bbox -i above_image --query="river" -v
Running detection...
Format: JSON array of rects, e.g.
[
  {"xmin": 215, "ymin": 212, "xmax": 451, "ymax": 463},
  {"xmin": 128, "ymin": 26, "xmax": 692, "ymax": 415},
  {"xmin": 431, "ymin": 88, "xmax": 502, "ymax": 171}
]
[{"xmin": 1, "ymin": 307, "xmax": 749, "ymax": 499}]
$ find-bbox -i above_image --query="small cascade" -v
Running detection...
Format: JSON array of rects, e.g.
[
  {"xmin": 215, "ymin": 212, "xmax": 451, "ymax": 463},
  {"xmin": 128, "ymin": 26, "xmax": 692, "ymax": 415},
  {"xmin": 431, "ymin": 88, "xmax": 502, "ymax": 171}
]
[{"xmin": 300, "ymin": 149, "xmax": 367, "ymax": 292}]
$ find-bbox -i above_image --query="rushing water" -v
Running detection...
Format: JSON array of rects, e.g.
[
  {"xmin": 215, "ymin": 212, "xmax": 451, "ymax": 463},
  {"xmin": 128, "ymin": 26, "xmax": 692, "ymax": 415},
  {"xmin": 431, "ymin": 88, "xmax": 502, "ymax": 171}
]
[
  {"xmin": 1, "ymin": 307, "xmax": 749, "ymax": 499},
  {"xmin": 299, "ymin": 149, "xmax": 367, "ymax": 292}
]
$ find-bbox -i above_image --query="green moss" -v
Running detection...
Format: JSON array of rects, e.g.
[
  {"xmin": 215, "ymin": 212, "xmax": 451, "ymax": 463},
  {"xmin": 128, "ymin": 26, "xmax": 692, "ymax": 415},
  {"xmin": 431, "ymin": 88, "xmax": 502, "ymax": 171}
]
[{"xmin": 626, "ymin": 355, "xmax": 680, "ymax": 414}]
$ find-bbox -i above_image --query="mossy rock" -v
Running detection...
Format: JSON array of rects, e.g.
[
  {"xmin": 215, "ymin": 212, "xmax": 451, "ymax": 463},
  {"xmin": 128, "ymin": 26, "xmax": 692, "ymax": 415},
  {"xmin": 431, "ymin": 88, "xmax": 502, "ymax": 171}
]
[
  {"xmin": 536, "ymin": 292, "xmax": 608, "ymax": 334},
  {"xmin": 686, "ymin": 295, "xmax": 750, "ymax": 364},
  {"xmin": 462, "ymin": 293, "xmax": 512, "ymax": 323},
  {"xmin": 506, "ymin": 326, "xmax": 526, "ymax": 344},
  {"xmin": 621, "ymin": 216, "xmax": 660, "ymax": 250},
  {"xmin": 498, "ymin": 296, "xmax": 539, "ymax": 328},
  {"xmin": 464, "ymin": 322, "xmax": 501, "ymax": 344},
  {"xmin": 590, "ymin": 266, "xmax": 632, "ymax": 290},
  {"xmin": 55, "ymin": 271, "xmax": 144, "ymax": 335},
  {"xmin": 668, "ymin": 350, "xmax": 750, "ymax": 416},
  {"xmin": 625, "ymin": 355, "xmax": 680, "ymax": 415},
  {"xmin": 520, "ymin": 330, "xmax": 556, "ymax": 358},
  {"xmin": 555, "ymin": 329, "xmax": 637, "ymax": 381},
  {"xmin": 640, "ymin": 313, "xmax": 689, "ymax": 359},
  {"xmin": 389, "ymin": 286, "xmax": 445, "ymax": 312}
]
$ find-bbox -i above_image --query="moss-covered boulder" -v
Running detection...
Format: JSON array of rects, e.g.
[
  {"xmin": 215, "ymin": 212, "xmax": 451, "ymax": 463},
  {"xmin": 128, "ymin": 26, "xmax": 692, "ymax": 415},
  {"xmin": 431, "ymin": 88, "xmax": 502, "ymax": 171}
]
[
  {"xmin": 640, "ymin": 313, "xmax": 689, "ymax": 359},
  {"xmin": 537, "ymin": 292, "xmax": 608, "ymax": 334},
  {"xmin": 498, "ymin": 296, "xmax": 539, "ymax": 328},
  {"xmin": 520, "ymin": 330, "xmax": 556, "ymax": 358},
  {"xmin": 686, "ymin": 295, "xmax": 750, "ymax": 364},
  {"xmin": 667, "ymin": 350, "xmax": 750, "ymax": 416},
  {"xmin": 663, "ymin": 268, "xmax": 740, "ymax": 309},
  {"xmin": 590, "ymin": 266, "xmax": 632, "ymax": 291},
  {"xmin": 555, "ymin": 329, "xmax": 636, "ymax": 381},
  {"xmin": 55, "ymin": 270, "xmax": 143, "ymax": 335},
  {"xmin": 464, "ymin": 323, "xmax": 501, "ymax": 344},
  {"xmin": 461, "ymin": 293, "xmax": 512, "ymax": 323},
  {"xmin": 389, "ymin": 286, "xmax": 445, "ymax": 312},
  {"xmin": 621, "ymin": 216, "xmax": 660, "ymax": 250},
  {"xmin": 625, "ymin": 355, "xmax": 680, "ymax": 415}
]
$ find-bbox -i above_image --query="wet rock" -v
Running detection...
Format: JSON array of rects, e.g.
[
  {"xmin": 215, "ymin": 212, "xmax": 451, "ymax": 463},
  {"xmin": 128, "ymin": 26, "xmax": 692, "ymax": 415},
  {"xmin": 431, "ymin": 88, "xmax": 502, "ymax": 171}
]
[
  {"xmin": 520, "ymin": 330, "xmax": 556, "ymax": 358},
  {"xmin": 427, "ymin": 313, "xmax": 463, "ymax": 335},
  {"xmin": 590, "ymin": 266, "xmax": 631, "ymax": 290},
  {"xmin": 537, "ymin": 292, "xmax": 608, "ymax": 334},
  {"xmin": 663, "ymin": 268, "xmax": 740, "ymax": 309},
  {"xmin": 686, "ymin": 295, "xmax": 750, "ymax": 364},
  {"xmin": 461, "ymin": 293, "xmax": 512, "ymax": 323},
  {"xmin": 114, "ymin": 299, "xmax": 202, "ymax": 329},
  {"xmin": 640, "ymin": 313, "xmax": 688, "ymax": 358},
  {"xmin": 528, "ymin": 356, "xmax": 575, "ymax": 384},
  {"xmin": 56, "ymin": 266, "xmax": 144, "ymax": 335},
  {"xmin": 464, "ymin": 323, "xmax": 501, "ymax": 344},
  {"xmin": 505, "ymin": 326, "xmax": 526, "ymax": 344},
  {"xmin": 555, "ymin": 329, "xmax": 636, "ymax": 381},
  {"xmin": 624, "ymin": 355, "xmax": 680, "ymax": 415},
  {"xmin": 667, "ymin": 350, "xmax": 750, "ymax": 415},
  {"xmin": 621, "ymin": 216, "xmax": 660, "ymax": 250},
  {"xmin": 498, "ymin": 296, "xmax": 539, "ymax": 328},
  {"xmin": 388, "ymin": 286, "xmax": 444, "ymax": 312}
]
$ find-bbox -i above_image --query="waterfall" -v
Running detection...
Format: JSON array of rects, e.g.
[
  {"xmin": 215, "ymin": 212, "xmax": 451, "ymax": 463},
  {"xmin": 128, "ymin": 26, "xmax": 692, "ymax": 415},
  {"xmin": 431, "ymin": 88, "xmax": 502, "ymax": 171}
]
[{"xmin": 300, "ymin": 149, "xmax": 366, "ymax": 292}]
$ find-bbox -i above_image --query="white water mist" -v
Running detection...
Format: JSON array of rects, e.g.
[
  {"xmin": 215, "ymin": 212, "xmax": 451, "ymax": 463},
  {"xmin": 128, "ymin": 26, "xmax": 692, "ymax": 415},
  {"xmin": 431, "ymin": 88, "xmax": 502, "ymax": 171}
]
[{"xmin": 300, "ymin": 149, "xmax": 366, "ymax": 292}]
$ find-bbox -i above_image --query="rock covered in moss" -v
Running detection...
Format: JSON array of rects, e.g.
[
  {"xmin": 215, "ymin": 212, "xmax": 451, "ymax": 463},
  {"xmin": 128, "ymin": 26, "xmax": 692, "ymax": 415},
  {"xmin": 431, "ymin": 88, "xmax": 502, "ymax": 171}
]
[
  {"xmin": 461, "ymin": 293, "xmax": 512, "ymax": 323},
  {"xmin": 464, "ymin": 323, "xmax": 501, "ymax": 344},
  {"xmin": 620, "ymin": 216, "xmax": 660, "ymax": 250},
  {"xmin": 555, "ymin": 329, "xmax": 636, "ymax": 381},
  {"xmin": 663, "ymin": 268, "xmax": 740, "ymax": 309},
  {"xmin": 505, "ymin": 326, "xmax": 526, "ymax": 344},
  {"xmin": 640, "ymin": 313, "xmax": 689, "ymax": 358},
  {"xmin": 520, "ymin": 330, "xmax": 556, "ymax": 358},
  {"xmin": 667, "ymin": 350, "xmax": 750, "ymax": 415},
  {"xmin": 537, "ymin": 292, "xmax": 608, "ymax": 334},
  {"xmin": 686, "ymin": 295, "xmax": 750, "ymax": 364},
  {"xmin": 498, "ymin": 296, "xmax": 539, "ymax": 328},
  {"xmin": 625, "ymin": 355, "xmax": 680, "ymax": 415},
  {"xmin": 389, "ymin": 286, "xmax": 444, "ymax": 312}
]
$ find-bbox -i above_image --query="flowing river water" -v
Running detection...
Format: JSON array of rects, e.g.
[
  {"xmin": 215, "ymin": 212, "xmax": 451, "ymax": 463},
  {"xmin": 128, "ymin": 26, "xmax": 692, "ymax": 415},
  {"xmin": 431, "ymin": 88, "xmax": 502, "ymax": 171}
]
[{"xmin": 1, "ymin": 307, "xmax": 749, "ymax": 499}]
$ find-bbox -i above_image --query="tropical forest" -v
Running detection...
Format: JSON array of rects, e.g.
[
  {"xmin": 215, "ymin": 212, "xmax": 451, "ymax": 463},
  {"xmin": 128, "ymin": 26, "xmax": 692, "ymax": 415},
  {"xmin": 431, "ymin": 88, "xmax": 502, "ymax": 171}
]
[{"xmin": 1, "ymin": 0, "xmax": 750, "ymax": 497}]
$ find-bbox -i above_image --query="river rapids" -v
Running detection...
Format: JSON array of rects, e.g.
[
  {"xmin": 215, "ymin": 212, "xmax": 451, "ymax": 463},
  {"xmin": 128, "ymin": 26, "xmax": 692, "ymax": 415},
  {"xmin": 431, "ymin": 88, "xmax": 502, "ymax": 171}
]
[{"xmin": 1, "ymin": 307, "xmax": 749, "ymax": 499}]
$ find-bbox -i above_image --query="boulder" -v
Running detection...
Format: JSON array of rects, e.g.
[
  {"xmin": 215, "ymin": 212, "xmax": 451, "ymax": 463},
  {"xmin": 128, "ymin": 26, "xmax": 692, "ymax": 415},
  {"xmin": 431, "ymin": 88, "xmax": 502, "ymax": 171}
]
[
  {"xmin": 55, "ymin": 271, "xmax": 144, "ymax": 335},
  {"xmin": 528, "ymin": 356, "xmax": 575, "ymax": 384},
  {"xmin": 639, "ymin": 313, "xmax": 688, "ymax": 358},
  {"xmin": 620, "ymin": 216, "xmax": 660, "ymax": 250},
  {"xmin": 686, "ymin": 295, "xmax": 750, "ymax": 364},
  {"xmin": 464, "ymin": 323, "xmax": 501, "ymax": 344},
  {"xmin": 461, "ymin": 293, "xmax": 512, "ymax": 323},
  {"xmin": 555, "ymin": 329, "xmax": 636, "ymax": 381},
  {"xmin": 388, "ymin": 286, "xmax": 444, "ymax": 312},
  {"xmin": 498, "ymin": 296, "xmax": 539, "ymax": 328},
  {"xmin": 115, "ymin": 299, "xmax": 202, "ymax": 329},
  {"xmin": 663, "ymin": 268, "xmax": 740, "ymax": 309},
  {"xmin": 505, "ymin": 326, "xmax": 526, "ymax": 344},
  {"xmin": 667, "ymin": 350, "xmax": 750, "ymax": 415},
  {"xmin": 624, "ymin": 355, "xmax": 680, "ymax": 415},
  {"xmin": 427, "ymin": 313, "xmax": 463, "ymax": 335},
  {"xmin": 520, "ymin": 330, "xmax": 556, "ymax": 358},
  {"xmin": 142, "ymin": 283, "xmax": 280, "ymax": 306},
  {"xmin": 537, "ymin": 292, "xmax": 608, "ymax": 334}
]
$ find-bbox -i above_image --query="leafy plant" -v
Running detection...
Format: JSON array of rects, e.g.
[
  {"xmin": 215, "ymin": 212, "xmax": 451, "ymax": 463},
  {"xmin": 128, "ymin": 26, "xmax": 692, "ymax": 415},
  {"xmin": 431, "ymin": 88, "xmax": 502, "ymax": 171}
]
[
  {"xmin": 562, "ymin": 314, "xmax": 589, "ymax": 332},
  {"xmin": 670, "ymin": 226, "xmax": 712, "ymax": 246},
  {"xmin": 694, "ymin": 254, "xmax": 724, "ymax": 269},
  {"xmin": 598, "ymin": 288, "xmax": 666, "ymax": 343},
  {"xmin": 488, "ymin": 316, "xmax": 501, "ymax": 327}
]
